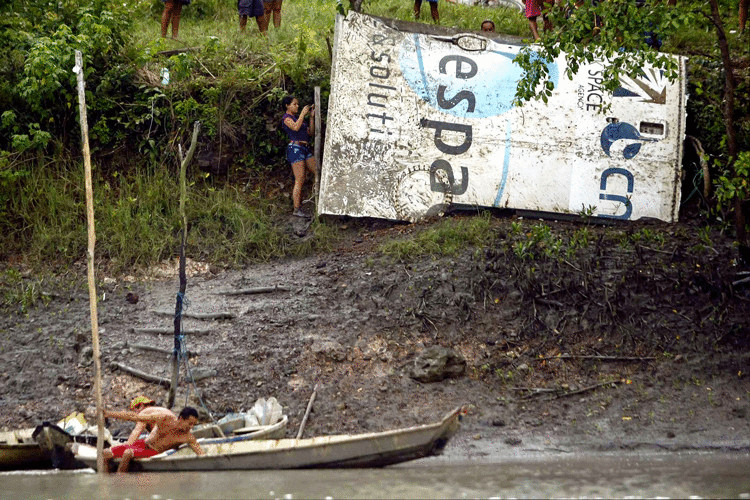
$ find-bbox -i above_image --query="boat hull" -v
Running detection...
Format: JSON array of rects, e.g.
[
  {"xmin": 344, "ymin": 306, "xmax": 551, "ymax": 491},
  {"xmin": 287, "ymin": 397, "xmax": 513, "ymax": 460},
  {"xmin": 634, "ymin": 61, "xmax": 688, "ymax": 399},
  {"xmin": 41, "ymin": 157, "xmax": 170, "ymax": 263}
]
[
  {"xmin": 76, "ymin": 407, "xmax": 462, "ymax": 472},
  {"xmin": 32, "ymin": 422, "xmax": 99, "ymax": 469},
  {"xmin": 0, "ymin": 443, "xmax": 49, "ymax": 470}
]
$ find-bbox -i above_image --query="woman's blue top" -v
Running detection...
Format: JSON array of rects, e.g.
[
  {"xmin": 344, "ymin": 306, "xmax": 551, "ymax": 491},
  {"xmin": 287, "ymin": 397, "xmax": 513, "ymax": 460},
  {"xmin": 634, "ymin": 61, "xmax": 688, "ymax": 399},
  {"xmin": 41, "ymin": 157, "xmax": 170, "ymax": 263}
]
[{"xmin": 282, "ymin": 113, "xmax": 310, "ymax": 142}]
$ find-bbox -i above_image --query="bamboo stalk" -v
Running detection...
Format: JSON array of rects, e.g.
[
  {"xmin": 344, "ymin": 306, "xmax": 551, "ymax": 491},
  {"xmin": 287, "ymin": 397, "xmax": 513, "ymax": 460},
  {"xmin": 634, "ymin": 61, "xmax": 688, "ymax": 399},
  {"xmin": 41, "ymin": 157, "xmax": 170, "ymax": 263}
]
[{"xmin": 74, "ymin": 50, "xmax": 105, "ymax": 474}]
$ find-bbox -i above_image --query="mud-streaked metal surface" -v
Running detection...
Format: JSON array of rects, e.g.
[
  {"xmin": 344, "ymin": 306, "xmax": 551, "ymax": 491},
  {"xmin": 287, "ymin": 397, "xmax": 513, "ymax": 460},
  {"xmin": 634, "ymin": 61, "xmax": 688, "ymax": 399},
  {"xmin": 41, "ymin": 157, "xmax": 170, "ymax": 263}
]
[{"xmin": 320, "ymin": 12, "xmax": 687, "ymax": 222}]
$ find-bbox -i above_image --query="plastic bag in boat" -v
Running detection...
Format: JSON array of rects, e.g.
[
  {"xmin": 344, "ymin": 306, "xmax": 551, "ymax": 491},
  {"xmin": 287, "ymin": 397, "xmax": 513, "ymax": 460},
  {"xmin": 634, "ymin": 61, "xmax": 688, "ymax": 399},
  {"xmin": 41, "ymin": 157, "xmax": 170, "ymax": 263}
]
[{"xmin": 246, "ymin": 397, "xmax": 283, "ymax": 427}]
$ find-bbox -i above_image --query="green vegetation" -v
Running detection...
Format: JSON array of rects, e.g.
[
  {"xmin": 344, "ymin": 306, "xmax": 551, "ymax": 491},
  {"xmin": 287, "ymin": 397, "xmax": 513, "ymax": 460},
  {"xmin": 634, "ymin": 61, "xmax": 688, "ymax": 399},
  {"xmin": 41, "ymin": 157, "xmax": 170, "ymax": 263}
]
[
  {"xmin": 378, "ymin": 213, "xmax": 494, "ymax": 260},
  {"xmin": 514, "ymin": 0, "xmax": 750, "ymax": 245},
  {"xmin": 0, "ymin": 0, "xmax": 747, "ymax": 309},
  {"xmin": 1, "ymin": 269, "xmax": 50, "ymax": 314},
  {"xmin": 6, "ymin": 164, "xmax": 338, "ymax": 273},
  {"xmin": 0, "ymin": 0, "xmax": 526, "ymax": 278}
]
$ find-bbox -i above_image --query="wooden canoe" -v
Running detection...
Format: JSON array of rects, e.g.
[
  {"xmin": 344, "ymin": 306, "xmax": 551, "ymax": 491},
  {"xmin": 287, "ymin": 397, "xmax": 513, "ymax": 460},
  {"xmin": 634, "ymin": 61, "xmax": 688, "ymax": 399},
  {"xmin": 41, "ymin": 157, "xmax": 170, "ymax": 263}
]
[
  {"xmin": 0, "ymin": 427, "xmax": 49, "ymax": 470},
  {"xmin": 74, "ymin": 407, "xmax": 463, "ymax": 472},
  {"xmin": 192, "ymin": 414, "xmax": 288, "ymax": 439},
  {"xmin": 32, "ymin": 422, "xmax": 103, "ymax": 469}
]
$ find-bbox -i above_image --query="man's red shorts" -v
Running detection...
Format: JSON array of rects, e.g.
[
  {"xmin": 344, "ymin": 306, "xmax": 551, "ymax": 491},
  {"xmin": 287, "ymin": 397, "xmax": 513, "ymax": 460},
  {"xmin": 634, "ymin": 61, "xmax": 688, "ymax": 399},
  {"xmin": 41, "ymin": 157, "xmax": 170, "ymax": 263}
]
[{"xmin": 109, "ymin": 439, "xmax": 160, "ymax": 459}]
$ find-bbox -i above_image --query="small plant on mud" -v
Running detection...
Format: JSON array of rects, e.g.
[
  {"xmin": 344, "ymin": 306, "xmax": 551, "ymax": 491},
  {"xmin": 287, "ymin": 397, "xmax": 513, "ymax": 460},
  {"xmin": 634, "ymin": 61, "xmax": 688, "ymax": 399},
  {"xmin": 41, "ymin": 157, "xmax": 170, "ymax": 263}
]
[
  {"xmin": 1, "ymin": 269, "xmax": 50, "ymax": 314},
  {"xmin": 630, "ymin": 228, "xmax": 666, "ymax": 248},
  {"xmin": 510, "ymin": 223, "xmax": 565, "ymax": 261},
  {"xmin": 567, "ymin": 227, "xmax": 592, "ymax": 258},
  {"xmin": 706, "ymin": 388, "xmax": 718, "ymax": 407},
  {"xmin": 698, "ymin": 225, "xmax": 713, "ymax": 247},
  {"xmin": 512, "ymin": 240, "xmax": 534, "ymax": 260},
  {"xmin": 48, "ymin": 333, "xmax": 63, "ymax": 350},
  {"xmin": 578, "ymin": 204, "xmax": 597, "ymax": 219},
  {"xmin": 692, "ymin": 225, "xmax": 716, "ymax": 255},
  {"xmin": 495, "ymin": 368, "xmax": 515, "ymax": 384}
]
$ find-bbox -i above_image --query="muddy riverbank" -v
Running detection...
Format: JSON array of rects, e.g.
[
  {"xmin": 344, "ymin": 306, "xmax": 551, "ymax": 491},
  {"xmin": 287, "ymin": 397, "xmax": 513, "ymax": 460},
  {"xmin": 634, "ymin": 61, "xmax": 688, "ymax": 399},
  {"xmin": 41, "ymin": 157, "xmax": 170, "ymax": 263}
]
[{"xmin": 1, "ymin": 210, "xmax": 749, "ymax": 458}]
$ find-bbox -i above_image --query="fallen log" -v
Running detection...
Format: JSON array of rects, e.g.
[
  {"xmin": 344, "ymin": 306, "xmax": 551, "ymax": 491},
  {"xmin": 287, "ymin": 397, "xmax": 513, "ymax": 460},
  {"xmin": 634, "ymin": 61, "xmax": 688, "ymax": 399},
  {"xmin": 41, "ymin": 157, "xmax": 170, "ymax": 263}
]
[
  {"xmin": 551, "ymin": 380, "xmax": 620, "ymax": 399},
  {"xmin": 216, "ymin": 285, "xmax": 291, "ymax": 296},
  {"xmin": 536, "ymin": 355, "xmax": 657, "ymax": 361},
  {"xmin": 111, "ymin": 362, "xmax": 170, "ymax": 387},
  {"xmin": 125, "ymin": 342, "xmax": 199, "ymax": 357},
  {"xmin": 152, "ymin": 309, "xmax": 236, "ymax": 320},
  {"xmin": 131, "ymin": 327, "xmax": 211, "ymax": 335},
  {"xmin": 190, "ymin": 368, "xmax": 218, "ymax": 382},
  {"xmin": 519, "ymin": 380, "xmax": 622, "ymax": 400}
]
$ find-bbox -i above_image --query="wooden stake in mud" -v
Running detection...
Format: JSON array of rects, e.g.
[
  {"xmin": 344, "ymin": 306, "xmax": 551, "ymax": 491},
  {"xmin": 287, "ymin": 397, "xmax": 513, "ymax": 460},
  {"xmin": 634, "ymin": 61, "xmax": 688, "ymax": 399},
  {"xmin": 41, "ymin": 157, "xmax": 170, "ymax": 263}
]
[
  {"xmin": 167, "ymin": 121, "xmax": 201, "ymax": 409},
  {"xmin": 296, "ymin": 384, "xmax": 318, "ymax": 439},
  {"xmin": 73, "ymin": 50, "xmax": 105, "ymax": 474},
  {"xmin": 313, "ymin": 86, "xmax": 322, "ymax": 209}
]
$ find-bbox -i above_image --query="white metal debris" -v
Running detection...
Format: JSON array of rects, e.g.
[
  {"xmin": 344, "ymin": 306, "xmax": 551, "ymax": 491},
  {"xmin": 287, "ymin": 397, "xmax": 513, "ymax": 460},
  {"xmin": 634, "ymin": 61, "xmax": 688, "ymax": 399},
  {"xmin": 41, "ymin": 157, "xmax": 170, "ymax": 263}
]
[{"xmin": 320, "ymin": 12, "xmax": 687, "ymax": 223}]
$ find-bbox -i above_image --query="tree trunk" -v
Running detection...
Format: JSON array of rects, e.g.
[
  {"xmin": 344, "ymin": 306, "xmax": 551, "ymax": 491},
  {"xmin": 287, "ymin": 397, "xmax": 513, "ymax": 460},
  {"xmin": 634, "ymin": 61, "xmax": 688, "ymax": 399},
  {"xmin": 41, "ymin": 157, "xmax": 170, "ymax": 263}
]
[{"xmin": 707, "ymin": 0, "xmax": 746, "ymax": 246}]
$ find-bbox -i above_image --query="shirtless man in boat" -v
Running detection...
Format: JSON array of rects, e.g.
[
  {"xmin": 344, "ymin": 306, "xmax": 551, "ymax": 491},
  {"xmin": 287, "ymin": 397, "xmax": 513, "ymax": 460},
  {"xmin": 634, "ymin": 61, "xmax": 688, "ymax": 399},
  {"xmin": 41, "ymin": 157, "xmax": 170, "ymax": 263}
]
[
  {"xmin": 102, "ymin": 406, "xmax": 204, "ymax": 472},
  {"xmin": 123, "ymin": 395, "xmax": 157, "ymax": 445}
]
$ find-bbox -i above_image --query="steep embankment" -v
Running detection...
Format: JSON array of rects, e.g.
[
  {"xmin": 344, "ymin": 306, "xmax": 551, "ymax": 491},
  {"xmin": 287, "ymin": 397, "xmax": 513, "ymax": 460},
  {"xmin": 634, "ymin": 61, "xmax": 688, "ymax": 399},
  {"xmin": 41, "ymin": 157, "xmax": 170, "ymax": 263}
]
[{"xmin": 0, "ymin": 213, "xmax": 748, "ymax": 455}]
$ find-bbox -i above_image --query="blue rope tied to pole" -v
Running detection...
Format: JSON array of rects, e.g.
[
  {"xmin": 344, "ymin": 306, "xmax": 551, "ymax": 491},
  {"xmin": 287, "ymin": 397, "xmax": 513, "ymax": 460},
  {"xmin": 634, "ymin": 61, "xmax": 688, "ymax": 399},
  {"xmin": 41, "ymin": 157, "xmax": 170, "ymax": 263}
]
[
  {"xmin": 173, "ymin": 292, "xmax": 185, "ymax": 356},
  {"xmin": 172, "ymin": 291, "xmax": 215, "ymax": 422}
]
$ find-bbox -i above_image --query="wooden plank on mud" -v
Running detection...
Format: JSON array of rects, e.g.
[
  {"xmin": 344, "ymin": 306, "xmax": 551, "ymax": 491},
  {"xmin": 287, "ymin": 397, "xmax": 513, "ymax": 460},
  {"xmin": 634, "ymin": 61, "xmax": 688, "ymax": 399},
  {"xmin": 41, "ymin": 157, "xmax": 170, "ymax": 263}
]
[
  {"xmin": 112, "ymin": 362, "xmax": 171, "ymax": 387},
  {"xmin": 131, "ymin": 327, "xmax": 211, "ymax": 335},
  {"xmin": 151, "ymin": 310, "xmax": 236, "ymax": 320},
  {"xmin": 125, "ymin": 342, "xmax": 199, "ymax": 357},
  {"xmin": 216, "ymin": 285, "xmax": 291, "ymax": 296}
]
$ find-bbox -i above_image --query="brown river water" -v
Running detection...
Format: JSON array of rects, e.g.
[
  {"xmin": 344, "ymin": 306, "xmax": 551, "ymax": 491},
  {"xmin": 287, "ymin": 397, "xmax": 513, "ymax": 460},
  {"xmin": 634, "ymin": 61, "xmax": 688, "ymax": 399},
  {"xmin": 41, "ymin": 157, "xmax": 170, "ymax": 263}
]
[{"xmin": 1, "ymin": 452, "xmax": 749, "ymax": 499}]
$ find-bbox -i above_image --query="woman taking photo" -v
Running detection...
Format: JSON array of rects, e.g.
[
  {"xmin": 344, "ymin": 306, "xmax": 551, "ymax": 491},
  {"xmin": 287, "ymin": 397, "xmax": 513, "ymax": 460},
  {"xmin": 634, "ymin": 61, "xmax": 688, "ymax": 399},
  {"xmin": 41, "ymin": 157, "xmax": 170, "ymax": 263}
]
[{"xmin": 281, "ymin": 96, "xmax": 316, "ymax": 218}]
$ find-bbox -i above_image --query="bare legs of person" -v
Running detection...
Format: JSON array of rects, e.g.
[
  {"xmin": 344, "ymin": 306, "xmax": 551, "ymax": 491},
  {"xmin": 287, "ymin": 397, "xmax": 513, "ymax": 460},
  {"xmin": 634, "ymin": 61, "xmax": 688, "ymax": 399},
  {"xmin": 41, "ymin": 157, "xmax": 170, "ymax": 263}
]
[
  {"xmin": 413, "ymin": 0, "xmax": 439, "ymax": 23},
  {"xmin": 102, "ymin": 448, "xmax": 113, "ymax": 472},
  {"xmin": 101, "ymin": 447, "xmax": 134, "ymax": 473},
  {"xmin": 116, "ymin": 448, "xmax": 135, "ymax": 473},
  {"xmin": 528, "ymin": 16, "xmax": 540, "ymax": 40},
  {"xmin": 528, "ymin": 15, "xmax": 552, "ymax": 40},
  {"xmin": 240, "ymin": 15, "xmax": 266, "ymax": 35},
  {"xmin": 161, "ymin": 0, "xmax": 183, "ymax": 39},
  {"xmin": 263, "ymin": 0, "xmax": 283, "ymax": 30},
  {"xmin": 292, "ymin": 158, "xmax": 317, "ymax": 216}
]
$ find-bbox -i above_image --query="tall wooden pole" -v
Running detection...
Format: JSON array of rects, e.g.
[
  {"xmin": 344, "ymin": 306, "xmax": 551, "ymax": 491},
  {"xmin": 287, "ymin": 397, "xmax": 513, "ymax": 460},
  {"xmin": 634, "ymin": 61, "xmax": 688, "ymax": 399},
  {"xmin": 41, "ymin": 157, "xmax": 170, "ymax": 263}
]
[
  {"xmin": 74, "ymin": 50, "xmax": 105, "ymax": 474},
  {"xmin": 168, "ymin": 121, "xmax": 201, "ymax": 409},
  {"xmin": 313, "ymin": 86, "xmax": 322, "ymax": 211}
]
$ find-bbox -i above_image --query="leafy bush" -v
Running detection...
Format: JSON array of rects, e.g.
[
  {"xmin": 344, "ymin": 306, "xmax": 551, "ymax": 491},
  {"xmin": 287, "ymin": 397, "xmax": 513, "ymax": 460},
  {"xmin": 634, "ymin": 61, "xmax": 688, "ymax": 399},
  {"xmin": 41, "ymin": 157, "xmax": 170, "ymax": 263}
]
[{"xmin": 0, "ymin": 0, "xmax": 133, "ymax": 152}]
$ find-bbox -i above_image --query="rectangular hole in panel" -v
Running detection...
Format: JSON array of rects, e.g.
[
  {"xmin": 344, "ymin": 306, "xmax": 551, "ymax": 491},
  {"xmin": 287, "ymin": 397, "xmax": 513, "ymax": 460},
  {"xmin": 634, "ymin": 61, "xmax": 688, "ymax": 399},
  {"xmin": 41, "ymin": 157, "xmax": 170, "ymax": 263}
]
[{"xmin": 640, "ymin": 121, "xmax": 665, "ymax": 135}]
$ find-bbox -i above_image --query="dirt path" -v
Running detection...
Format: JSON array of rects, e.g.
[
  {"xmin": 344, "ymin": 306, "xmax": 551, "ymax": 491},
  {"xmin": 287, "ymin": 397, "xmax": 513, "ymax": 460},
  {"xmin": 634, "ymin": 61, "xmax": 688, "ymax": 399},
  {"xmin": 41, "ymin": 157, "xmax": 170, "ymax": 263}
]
[{"xmin": 1, "ymin": 213, "xmax": 749, "ymax": 457}]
